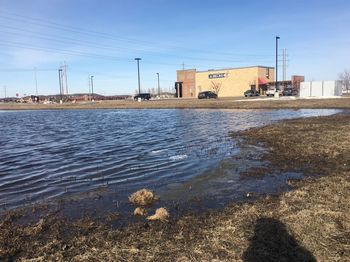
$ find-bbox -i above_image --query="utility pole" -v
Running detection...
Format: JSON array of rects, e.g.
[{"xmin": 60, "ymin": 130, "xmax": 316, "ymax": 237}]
[
  {"xmin": 59, "ymin": 63, "xmax": 68, "ymax": 95},
  {"xmin": 135, "ymin": 58, "xmax": 141, "ymax": 94},
  {"xmin": 182, "ymin": 62, "xmax": 185, "ymax": 70},
  {"xmin": 34, "ymin": 67, "xmax": 38, "ymax": 96},
  {"xmin": 156, "ymin": 73, "xmax": 160, "ymax": 97},
  {"xmin": 275, "ymin": 36, "xmax": 280, "ymax": 92},
  {"xmin": 58, "ymin": 69, "xmax": 63, "ymax": 103},
  {"xmin": 90, "ymin": 75, "xmax": 94, "ymax": 101},
  {"xmin": 59, "ymin": 65, "xmax": 63, "ymax": 95},
  {"xmin": 61, "ymin": 69, "xmax": 64, "ymax": 96}
]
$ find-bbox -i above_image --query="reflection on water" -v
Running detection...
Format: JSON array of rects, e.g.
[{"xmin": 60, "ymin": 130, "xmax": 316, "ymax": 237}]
[{"xmin": 0, "ymin": 109, "xmax": 341, "ymax": 212}]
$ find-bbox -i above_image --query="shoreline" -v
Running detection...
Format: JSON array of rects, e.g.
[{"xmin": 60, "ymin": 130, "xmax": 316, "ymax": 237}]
[
  {"xmin": 1, "ymin": 113, "xmax": 349, "ymax": 261},
  {"xmin": 1, "ymin": 97, "xmax": 350, "ymax": 111}
]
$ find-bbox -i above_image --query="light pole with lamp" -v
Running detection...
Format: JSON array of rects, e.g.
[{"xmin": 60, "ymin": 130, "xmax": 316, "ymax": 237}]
[
  {"xmin": 275, "ymin": 36, "xmax": 280, "ymax": 96},
  {"xmin": 90, "ymin": 75, "xmax": 94, "ymax": 102},
  {"xmin": 156, "ymin": 72, "xmax": 160, "ymax": 97},
  {"xmin": 58, "ymin": 68, "xmax": 63, "ymax": 103},
  {"xmin": 135, "ymin": 58, "xmax": 141, "ymax": 94}
]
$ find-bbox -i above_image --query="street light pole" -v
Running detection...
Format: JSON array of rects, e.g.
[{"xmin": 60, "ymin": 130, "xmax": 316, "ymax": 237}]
[
  {"xmin": 90, "ymin": 75, "xmax": 94, "ymax": 101},
  {"xmin": 135, "ymin": 58, "xmax": 141, "ymax": 94},
  {"xmin": 275, "ymin": 36, "xmax": 280, "ymax": 93},
  {"xmin": 88, "ymin": 76, "xmax": 91, "ymax": 101},
  {"xmin": 58, "ymin": 69, "xmax": 63, "ymax": 103},
  {"xmin": 156, "ymin": 73, "xmax": 160, "ymax": 97}
]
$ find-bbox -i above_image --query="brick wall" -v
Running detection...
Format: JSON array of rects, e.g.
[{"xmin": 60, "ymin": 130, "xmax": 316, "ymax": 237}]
[{"xmin": 176, "ymin": 69, "xmax": 196, "ymax": 98}]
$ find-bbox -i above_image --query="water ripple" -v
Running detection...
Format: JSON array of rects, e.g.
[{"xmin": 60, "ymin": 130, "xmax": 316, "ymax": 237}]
[{"xmin": 0, "ymin": 108, "xmax": 341, "ymax": 209}]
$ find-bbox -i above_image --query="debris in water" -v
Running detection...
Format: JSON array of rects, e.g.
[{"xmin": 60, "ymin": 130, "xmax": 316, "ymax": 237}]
[
  {"xmin": 246, "ymin": 192, "xmax": 253, "ymax": 198},
  {"xmin": 129, "ymin": 189, "xmax": 159, "ymax": 206},
  {"xmin": 147, "ymin": 207, "xmax": 169, "ymax": 221}
]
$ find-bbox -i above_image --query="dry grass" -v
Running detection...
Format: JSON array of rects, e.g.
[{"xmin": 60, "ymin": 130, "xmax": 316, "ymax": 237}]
[
  {"xmin": 128, "ymin": 189, "xmax": 159, "ymax": 206},
  {"xmin": 233, "ymin": 114, "xmax": 350, "ymax": 176},
  {"xmin": 0, "ymin": 113, "xmax": 349, "ymax": 261},
  {"xmin": 1, "ymin": 97, "xmax": 350, "ymax": 110}
]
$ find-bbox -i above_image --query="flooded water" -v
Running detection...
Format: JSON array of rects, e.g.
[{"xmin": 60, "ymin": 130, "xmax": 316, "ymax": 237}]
[{"xmin": 0, "ymin": 109, "xmax": 341, "ymax": 216}]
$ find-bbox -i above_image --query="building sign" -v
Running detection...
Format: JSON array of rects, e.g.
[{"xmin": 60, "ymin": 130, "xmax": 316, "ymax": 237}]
[{"xmin": 208, "ymin": 73, "xmax": 226, "ymax": 79}]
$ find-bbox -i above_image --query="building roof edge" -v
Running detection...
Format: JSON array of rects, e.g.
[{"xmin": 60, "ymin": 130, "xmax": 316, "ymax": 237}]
[{"xmin": 196, "ymin": 65, "xmax": 274, "ymax": 73}]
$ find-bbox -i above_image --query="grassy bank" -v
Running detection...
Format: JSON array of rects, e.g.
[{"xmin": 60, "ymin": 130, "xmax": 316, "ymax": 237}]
[
  {"xmin": 1, "ymin": 114, "xmax": 349, "ymax": 261},
  {"xmin": 1, "ymin": 97, "xmax": 350, "ymax": 110}
]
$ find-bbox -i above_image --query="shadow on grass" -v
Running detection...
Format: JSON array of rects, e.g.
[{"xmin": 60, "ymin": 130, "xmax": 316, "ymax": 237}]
[{"xmin": 243, "ymin": 217, "xmax": 316, "ymax": 262}]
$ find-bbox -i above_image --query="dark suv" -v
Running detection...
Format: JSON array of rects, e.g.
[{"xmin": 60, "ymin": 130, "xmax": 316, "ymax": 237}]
[
  {"xmin": 134, "ymin": 93, "xmax": 151, "ymax": 100},
  {"xmin": 282, "ymin": 88, "xmax": 297, "ymax": 96},
  {"xmin": 244, "ymin": 90, "xmax": 260, "ymax": 97},
  {"xmin": 198, "ymin": 91, "xmax": 218, "ymax": 99}
]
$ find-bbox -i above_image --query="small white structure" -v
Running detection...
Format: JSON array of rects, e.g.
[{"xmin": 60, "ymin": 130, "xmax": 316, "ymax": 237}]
[{"xmin": 300, "ymin": 81, "xmax": 342, "ymax": 98}]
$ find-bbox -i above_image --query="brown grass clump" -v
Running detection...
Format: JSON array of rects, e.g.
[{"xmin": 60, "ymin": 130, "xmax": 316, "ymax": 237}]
[
  {"xmin": 147, "ymin": 208, "xmax": 169, "ymax": 221},
  {"xmin": 128, "ymin": 189, "xmax": 159, "ymax": 206},
  {"xmin": 133, "ymin": 207, "xmax": 148, "ymax": 216}
]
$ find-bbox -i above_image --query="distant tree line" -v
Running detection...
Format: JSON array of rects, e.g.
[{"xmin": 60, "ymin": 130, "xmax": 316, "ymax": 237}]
[{"xmin": 134, "ymin": 87, "xmax": 175, "ymax": 95}]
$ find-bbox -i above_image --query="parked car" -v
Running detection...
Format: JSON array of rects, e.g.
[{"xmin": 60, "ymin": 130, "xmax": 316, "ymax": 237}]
[
  {"xmin": 282, "ymin": 88, "xmax": 297, "ymax": 96},
  {"xmin": 266, "ymin": 89, "xmax": 275, "ymax": 96},
  {"xmin": 134, "ymin": 93, "xmax": 151, "ymax": 101},
  {"xmin": 244, "ymin": 90, "xmax": 260, "ymax": 97},
  {"xmin": 198, "ymin": 91, "xmax": 218, "ymax": 99},
  {"xmin": 266, "ymin": 88, "xmax": 283, "ymax": 96}
]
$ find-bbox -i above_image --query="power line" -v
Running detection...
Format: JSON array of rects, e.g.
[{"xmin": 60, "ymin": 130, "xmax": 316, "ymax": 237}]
[
  {"xmin": 0, "ymin": 40, "xmax": 136, "ymax": 62},
  {"xmin": 0, "ymin": 66, "xmax": 175, "ymax": 83},
  {"xmin": 0, "ymin": 10, "xmax": 274, "ymax": 58},
  {"xmin": 0, "ymin": 28, "xmax": 273, "ymax": 64},
  {"xmin": 0, "ymin": 40, "xmax": 262, "ymax": 69},
  {"xmin": 0, "ymin": 13, "xmax": 277, "ymax": 71},
  {"xmin": 69, "ymin": 69, "xmax": 175, "ymax": 83},
  {"xmin": 0, "ymin": 68, "xmax": 56, "ymax": 72},
  {"xmin": 0, "ymin": 26, "xmax": 158, "ymax": 54}
]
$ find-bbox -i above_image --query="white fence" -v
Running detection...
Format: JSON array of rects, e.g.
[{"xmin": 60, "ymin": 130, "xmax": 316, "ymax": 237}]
[{"xmin": 300, "ymin": 81, "xmax": 343, "ymax": 97}]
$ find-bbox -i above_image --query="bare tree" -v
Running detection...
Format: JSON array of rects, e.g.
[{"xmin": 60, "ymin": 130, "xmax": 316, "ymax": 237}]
[
  {"xmin": 211, "ymin": 81, "xmax": 222, "ymax": 95},
  {"xmin": 339, "ymin": 69, "xmax": 350, "ymax": 93}
]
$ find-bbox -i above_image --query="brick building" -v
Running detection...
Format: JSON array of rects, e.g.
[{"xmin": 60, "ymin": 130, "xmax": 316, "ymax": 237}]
[{"xmin": 175, "ymin": 66, "xmax": 275, "ymax": 98}]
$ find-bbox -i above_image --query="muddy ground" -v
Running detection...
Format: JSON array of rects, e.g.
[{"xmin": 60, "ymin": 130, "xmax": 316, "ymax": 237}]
[
  {"xmin": 1, "ymin": 96, "xmax": 350, "ymax": 110},
  {"xmin": 0, "ymin": 113, "xmax": 349, "ymax": 261}
]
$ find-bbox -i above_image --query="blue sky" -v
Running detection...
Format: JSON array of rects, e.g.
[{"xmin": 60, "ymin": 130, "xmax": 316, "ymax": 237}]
[{"xmin": 0, "ymin": 0, "xmax": 349, "ymax": 97}]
